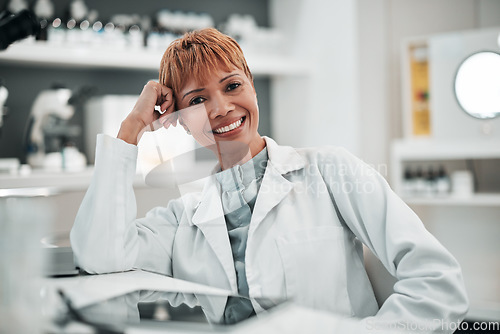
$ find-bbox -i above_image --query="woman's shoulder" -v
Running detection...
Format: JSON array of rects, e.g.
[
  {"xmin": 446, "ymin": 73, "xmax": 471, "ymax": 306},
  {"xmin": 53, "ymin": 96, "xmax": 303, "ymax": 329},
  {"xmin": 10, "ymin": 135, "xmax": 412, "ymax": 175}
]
[
  {"xmin": 293, "ymin": 144, "xmax": 360, "ymax": 165},
  {"xmin": 264, "ymin": 136, "xmax": 369, "ymax": 176},
  {"xmin": 292, "ymin": 145, "xmax": 384, "ymax": 182},
  {"xmin": 265, "ymin": 136, "xmax": 357, "ymax": 165}
]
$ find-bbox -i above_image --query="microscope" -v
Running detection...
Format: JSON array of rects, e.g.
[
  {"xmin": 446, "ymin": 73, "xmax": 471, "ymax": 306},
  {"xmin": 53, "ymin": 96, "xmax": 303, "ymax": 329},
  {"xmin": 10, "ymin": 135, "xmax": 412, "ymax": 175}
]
[
  {"xmin": 26, "ymin": 86, "xmax": 86, "ymax": 171},
  {"xmin": 0, "ymin": 9, "xmax": 40, "ymax": 50}
]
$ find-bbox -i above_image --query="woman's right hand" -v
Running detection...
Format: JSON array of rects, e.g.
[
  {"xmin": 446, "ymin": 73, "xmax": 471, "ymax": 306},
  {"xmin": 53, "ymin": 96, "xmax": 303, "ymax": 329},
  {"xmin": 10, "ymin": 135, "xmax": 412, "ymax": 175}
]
[{"xmin": 117, "ymin": 81, "xmax": 176, "ymax": 145}]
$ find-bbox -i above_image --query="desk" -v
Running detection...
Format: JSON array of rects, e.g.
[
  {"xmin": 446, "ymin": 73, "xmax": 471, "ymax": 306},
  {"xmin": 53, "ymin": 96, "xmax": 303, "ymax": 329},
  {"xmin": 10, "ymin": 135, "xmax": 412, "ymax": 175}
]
[
  {"xmin": 40, "ymin": 270, "xmax": 232, "ymax": 333},
  {"xmin": 42, "ymin": 269, "xmax": 231, "ymax": 309},
  {"xmin": 40, "ymin": 270, "xmax": 348, "ymax": 334}
]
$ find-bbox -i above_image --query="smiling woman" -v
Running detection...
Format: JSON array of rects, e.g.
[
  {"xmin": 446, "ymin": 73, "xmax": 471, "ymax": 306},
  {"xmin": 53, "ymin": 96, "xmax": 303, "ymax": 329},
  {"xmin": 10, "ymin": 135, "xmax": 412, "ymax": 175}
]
[
  {"xmin": 71, "ymin": 28, "xmax": 469, "ymax": 332},
  {"xmin": 159, "ymin": 28, "xmax": 265, "ymax": 168},
  {"xmin": 175, "ymin": 67, "xmax": 264, "ymax": 169}
]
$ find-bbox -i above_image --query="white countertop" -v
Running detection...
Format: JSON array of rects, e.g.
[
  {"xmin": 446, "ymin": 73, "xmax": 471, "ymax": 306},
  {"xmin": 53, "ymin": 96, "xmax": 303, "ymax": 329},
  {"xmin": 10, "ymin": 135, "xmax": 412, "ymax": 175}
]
[
  {"xmin": 0, "ymin": 166, "xmax": 160, "ymax": 191},
  {"xmin": 0, "ymin": 163, "xmax": 210, "ymax": 193}
]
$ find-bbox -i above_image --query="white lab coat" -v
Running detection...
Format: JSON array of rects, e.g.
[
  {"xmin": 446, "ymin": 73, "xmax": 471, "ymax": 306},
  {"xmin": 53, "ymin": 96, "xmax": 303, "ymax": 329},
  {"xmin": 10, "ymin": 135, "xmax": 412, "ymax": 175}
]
[{"xmin": 70, "ymin": 134, "xmax": 468, "ymax": 332}]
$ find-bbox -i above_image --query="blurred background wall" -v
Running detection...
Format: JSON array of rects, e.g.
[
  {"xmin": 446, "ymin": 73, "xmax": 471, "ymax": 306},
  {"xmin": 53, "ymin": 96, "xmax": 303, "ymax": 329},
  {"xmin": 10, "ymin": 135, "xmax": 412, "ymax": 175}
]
[{"xmin": 358, "ymin": 0, "xmax": 500, "ymax": 172}]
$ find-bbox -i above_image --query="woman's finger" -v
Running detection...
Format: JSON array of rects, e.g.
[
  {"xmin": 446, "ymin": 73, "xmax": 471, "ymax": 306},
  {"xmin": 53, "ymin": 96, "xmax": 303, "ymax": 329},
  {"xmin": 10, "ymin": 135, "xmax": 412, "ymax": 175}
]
[
  {"xmin": 156, "ymin": 85, "xmax": 173, "ymax": 108},
  {"xmin": 159, "ymin": 112, "xmax": 177, "ymax": 127},
  {"xmin": 159, "ymin": 100, "xmax": 173, "ymax": 114}
]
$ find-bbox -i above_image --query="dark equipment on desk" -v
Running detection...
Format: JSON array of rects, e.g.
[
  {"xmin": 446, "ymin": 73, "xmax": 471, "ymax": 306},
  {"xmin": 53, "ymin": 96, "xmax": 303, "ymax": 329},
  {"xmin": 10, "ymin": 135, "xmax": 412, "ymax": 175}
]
[{"xmin": 0, "ymin": 9, "xmax": 41, "ymax": 50}]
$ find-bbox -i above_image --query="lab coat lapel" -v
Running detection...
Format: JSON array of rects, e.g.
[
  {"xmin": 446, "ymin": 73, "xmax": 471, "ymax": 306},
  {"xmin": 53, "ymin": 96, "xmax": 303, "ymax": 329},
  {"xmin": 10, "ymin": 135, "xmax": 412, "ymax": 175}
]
[
  {"xmin": 251, "ymin": 163, "xmax": 294, "ymax": 228},
  {"xmin": 190, "ymin": 176, "xmax": 238, "ymax": 293},
  {"xmin": 251, "ymin": 137, "xmax": 306, "ymax": 229}
]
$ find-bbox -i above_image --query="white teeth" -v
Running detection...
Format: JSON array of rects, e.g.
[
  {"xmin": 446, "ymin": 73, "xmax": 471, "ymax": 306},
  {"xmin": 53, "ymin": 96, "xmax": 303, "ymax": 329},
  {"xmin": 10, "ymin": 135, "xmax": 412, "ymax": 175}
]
[{"xmin": 214, "ymin": 118, "xmax": 243, "ymax": 134}]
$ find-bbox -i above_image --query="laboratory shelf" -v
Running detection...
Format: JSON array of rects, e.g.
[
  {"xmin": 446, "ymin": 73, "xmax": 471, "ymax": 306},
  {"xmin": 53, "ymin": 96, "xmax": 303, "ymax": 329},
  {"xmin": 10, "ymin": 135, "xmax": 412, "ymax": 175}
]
[
  {"xmin": 392, "ymin": 139, "xmax": 500, "ymax": 161},
  {"xmin": 0, "ymin": 41, "xmax": 311, "ymax": 76},
  {"xmin": 402, "ymin": 193, "xmax": 500, "ymax": 207},
  {"xmin": 390, "ymin": 139, "xmax": 500, "ymax": 198}
]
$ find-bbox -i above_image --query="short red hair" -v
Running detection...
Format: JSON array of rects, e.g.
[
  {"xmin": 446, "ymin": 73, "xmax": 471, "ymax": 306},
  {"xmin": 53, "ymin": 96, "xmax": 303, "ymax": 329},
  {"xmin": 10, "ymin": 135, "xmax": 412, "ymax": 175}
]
[{"xmin": 159, "ymin": 28, "xmax": 253, "ymax": 105}]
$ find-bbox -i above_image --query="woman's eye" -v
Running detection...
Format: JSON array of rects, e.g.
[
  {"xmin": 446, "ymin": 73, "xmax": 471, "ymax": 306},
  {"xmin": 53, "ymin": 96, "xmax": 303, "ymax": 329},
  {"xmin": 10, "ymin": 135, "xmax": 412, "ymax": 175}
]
[
  {"xmin": 190, "ymin": 97, "xmax": 206, "ymax": 105},
  {"xmin": 227, "ymin": 82, "xmax": 241, "ymax": 91}
]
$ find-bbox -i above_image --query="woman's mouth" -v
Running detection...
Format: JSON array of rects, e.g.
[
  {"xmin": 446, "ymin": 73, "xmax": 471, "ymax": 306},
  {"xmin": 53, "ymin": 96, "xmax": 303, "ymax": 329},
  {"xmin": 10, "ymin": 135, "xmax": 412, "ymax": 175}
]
[{"xmin": 212, "ymin": 116, "xmax": 245, "ymax": 135}]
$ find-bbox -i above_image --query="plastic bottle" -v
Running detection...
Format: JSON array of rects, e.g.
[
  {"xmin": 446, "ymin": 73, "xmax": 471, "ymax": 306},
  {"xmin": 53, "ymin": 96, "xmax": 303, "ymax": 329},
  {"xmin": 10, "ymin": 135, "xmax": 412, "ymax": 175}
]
[
  {"xmin": 33, "ymin": 0, "xmax": 54, "ymax": 41},
  {"xmin": 414, "ymin": 167, "xmax": 426, "ymax": 196},
  {"xmin": 424, "ymin": 166, "xmax": 437, "ymax": 197},
  {"xmin": 128, "ymin": 23, "xmax": 143, "ymax": 49},
  {"xmin": 91, "ymin": 14, "xmax": 104, "ymax": 47},
  {"xmin": 80, "ymin": 9, "xmax": 97, "ymax": 46},
  {"xmin": 65, "ymin": 0, "xmax": 88, "ymax": 45},
  {"xmin": 47, "ymin": 16, "xmax": 64, "ymax": 44},
  {"xmin": 402, "ymin": 167, "xmax": 415, "ymax": 197},
  {"xmin": 436, "ymin": 165, "xmax": 451, "ymax": 196}
]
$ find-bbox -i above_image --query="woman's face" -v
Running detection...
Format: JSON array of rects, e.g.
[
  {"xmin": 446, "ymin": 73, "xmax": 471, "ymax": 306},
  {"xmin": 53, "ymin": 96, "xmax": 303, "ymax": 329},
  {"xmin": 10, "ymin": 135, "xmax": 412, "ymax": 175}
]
[{"xmin": 176, "ymin": 66, "xmax": 263, "ymax": 158}]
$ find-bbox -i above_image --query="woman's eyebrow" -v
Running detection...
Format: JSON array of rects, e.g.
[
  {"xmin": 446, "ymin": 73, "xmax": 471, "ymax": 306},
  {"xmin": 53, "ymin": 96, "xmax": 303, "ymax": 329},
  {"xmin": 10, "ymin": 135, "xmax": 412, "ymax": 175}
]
[
  {"xmin": 182, "ymin": 88, "xmax": 205, "ymax": 100},
  {"xmin": 219, "ymin": 74, "xmax": 240, "ymax": 83},
  {"xmin": 182, "ymin": 74, "xmax": 241, "ymax": 100}
]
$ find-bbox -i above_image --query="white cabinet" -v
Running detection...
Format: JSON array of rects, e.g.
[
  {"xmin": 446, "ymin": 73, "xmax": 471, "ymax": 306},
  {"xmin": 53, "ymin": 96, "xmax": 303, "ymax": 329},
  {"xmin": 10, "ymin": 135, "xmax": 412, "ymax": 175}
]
[
  {"xmin": 391, "ymin": 139, "xmax": 500, "ymax": 205},
  {"xmin": 391, "ymin": 139, "xmax": 500, "ymax": 321}
]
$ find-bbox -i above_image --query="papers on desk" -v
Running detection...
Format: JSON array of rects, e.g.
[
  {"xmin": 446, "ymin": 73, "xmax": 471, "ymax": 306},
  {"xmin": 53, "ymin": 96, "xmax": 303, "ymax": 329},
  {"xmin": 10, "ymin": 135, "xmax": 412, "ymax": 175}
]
[{"xmin": 42, "ymin": 269, "xmax": 231, "ymax": 309}]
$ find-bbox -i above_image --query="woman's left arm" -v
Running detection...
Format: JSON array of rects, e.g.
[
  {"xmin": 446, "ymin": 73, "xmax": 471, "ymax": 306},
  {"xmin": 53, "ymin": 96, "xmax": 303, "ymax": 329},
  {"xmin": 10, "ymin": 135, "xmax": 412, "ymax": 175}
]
[{"xmin": 318, "ymin": 147, "xmax": 469, "ymax": 332}]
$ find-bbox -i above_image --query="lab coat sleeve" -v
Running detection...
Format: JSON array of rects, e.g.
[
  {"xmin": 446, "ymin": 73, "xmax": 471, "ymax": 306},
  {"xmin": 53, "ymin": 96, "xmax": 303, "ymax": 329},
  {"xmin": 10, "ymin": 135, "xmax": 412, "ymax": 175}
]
[
  {"xmin": 70, "ymin": 134, "xmax": 179, "ymax": 275},
  {"xmin": 318, "ymin": 147, "xmax": 469, "ymax": 332}
]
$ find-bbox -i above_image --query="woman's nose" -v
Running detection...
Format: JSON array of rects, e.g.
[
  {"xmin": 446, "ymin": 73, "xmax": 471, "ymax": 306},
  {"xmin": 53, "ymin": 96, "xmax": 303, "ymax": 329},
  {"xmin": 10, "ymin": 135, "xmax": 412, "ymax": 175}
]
[{"xmin": 208, "ymin": 93, "xmax": 232, "ymax": 119}]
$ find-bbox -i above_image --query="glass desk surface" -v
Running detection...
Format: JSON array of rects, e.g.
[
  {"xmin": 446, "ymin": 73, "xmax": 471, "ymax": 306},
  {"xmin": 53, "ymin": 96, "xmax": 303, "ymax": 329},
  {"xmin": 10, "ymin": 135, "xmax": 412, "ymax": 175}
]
[{"xmin": 54, "ymin": 289, "xmax": 286, "ymax": 333}]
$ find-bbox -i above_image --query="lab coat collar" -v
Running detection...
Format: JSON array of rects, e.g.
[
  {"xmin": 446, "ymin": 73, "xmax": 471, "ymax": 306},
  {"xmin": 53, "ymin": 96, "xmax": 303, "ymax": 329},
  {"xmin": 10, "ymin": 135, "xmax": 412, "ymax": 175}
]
[
  {"xmin": 206, "ymin": 136, "xmax": 305, "ymax": 176},
  {"xmin": 247, "ymin": 136, "xmax": 306, "ymax": 230},
  {"xmin": 261, "ymin": 136, "xmax": 306, "ymax": 174},
  {"xmin": 191, "ymin": 136, "xmax": 305, "ymax": 225},
  {"xmin": 191, "ymin": 136, "xmax": 306, "ymax": 226}
]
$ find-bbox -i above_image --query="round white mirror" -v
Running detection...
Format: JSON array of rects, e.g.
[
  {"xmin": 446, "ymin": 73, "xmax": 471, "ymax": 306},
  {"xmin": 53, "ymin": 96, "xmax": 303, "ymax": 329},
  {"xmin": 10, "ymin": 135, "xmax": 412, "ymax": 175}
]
[{"xmin": 454, "ymin": 51, "xmax": 500, "ymax": 119}]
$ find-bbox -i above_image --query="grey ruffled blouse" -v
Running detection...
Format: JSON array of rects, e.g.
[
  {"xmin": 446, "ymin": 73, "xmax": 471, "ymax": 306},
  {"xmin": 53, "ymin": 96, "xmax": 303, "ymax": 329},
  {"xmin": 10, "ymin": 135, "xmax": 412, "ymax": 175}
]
[{"xmin": 215, "ymin": 146, "xmax": 268, "ymax": 324}]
